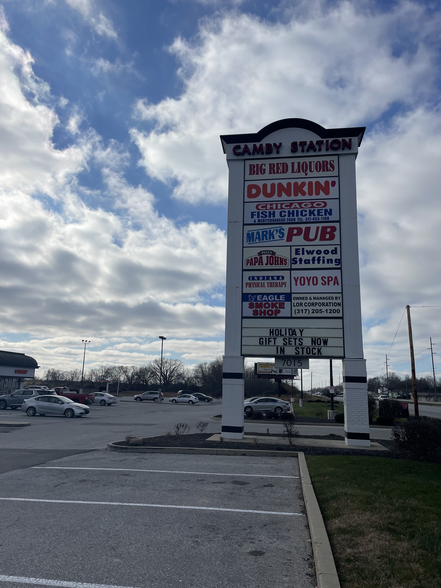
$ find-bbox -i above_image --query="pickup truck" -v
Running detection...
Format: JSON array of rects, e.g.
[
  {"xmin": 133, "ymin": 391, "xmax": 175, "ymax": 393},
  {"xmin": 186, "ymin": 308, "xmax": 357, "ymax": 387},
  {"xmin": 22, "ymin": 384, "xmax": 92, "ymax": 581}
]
[{"xmin": 54, "ymin": 387, "xmax": 94, "ymax": 405}]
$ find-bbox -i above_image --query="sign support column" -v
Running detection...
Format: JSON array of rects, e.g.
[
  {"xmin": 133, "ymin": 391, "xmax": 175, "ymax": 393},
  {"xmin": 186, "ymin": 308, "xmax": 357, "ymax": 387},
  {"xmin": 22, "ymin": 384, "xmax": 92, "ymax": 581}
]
[{"xmin": 222, "ymin": 159, "xmax": 245, "ymax": 439}]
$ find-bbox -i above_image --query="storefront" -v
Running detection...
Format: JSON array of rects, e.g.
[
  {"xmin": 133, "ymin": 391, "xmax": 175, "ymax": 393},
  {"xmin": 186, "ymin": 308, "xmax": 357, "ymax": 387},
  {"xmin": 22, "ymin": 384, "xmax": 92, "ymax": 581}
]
[{"xmin": 0, "ymin": 350, "xmax": 39, "ymax": 394}]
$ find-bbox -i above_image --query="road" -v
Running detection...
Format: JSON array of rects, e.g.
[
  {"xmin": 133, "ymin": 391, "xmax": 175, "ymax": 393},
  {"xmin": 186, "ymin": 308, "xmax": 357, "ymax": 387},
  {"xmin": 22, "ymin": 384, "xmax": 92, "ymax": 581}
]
[{"xmin": 0, "ymin": 396, "xmax": 409, "ymax": 451}]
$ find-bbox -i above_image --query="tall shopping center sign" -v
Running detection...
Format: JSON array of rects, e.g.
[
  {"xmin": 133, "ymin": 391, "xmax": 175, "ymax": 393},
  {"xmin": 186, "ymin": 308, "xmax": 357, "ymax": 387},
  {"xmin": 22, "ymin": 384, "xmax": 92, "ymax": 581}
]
[{"xmin": 220, "ymin": 119, "xmax": 370, "ymax": 446}]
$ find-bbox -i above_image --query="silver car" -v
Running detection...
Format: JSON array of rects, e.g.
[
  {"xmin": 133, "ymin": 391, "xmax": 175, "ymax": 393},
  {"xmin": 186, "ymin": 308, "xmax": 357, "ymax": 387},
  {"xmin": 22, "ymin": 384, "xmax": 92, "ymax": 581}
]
[
  {"xmin": 134, "ymin": 391, "xmax": 164, "ymax": 402},
  {"xmin": 22, "ymin": 395, "xmax": 90, "ymax": 418},
  {"xmin": 0, "ymin": 388, "xmax": 55, "ymax": 410},
  {"xmin": 170, "ymin": 394, "xmax": 199, "ymax": 404},
  {"xmin": 92, "ymin": 392, "xmax": 117, "ymax": 406},
  {"xmin": 244, "ymin": 397, "xmax": 291, "ymax": 416}
]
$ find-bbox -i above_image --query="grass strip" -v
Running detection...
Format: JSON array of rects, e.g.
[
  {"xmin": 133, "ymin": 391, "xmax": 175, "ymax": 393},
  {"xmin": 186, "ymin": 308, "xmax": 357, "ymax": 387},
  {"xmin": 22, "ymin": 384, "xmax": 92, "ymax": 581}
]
[
  {"xmin": 294, "ymin": 400, "xmax": 344, "ymax": 419},
  {"xmin": 306, "ymin": 456, "xmax": 441, "ymax": 588}
]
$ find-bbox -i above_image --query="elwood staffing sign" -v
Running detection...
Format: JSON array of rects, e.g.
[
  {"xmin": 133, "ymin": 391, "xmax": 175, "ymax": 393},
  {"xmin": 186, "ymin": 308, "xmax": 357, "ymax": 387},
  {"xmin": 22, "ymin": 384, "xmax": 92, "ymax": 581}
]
[{"xmin": 220, "ymin": 119, "xmax": 370, "ymax": 446}]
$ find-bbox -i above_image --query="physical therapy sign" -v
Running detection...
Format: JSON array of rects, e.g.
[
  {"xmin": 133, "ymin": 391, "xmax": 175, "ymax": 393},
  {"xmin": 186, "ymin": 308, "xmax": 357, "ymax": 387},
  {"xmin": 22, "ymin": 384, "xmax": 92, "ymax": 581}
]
[{"xmin": 221, "ymin": 119, "xmax": 365, "ymax": 360}]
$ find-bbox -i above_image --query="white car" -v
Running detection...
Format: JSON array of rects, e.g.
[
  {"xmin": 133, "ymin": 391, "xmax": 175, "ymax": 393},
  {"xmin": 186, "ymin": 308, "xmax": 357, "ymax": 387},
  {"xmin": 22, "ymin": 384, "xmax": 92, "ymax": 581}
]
[
  {"xmin": 22, "ymin": 395, "xmax": 89, "ymax": 418},
  {"xmin": 92, "ymin": 392, "xmax": 117, "ymax": 406},
  {"xmin": 170, "ymin": 394, "xmax": 199, "ymax": 404}
]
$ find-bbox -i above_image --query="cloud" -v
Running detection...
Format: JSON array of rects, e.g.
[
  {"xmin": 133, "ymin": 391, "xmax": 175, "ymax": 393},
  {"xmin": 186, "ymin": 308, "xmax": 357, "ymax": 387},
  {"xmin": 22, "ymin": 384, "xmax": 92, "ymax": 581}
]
[
  {"xmin": 131, "ymin": 1, "xmax": 438, "ymax": 204},
  {"xmin": 63, "ymin": 0, "xmax": 118, "ymax": 40}
]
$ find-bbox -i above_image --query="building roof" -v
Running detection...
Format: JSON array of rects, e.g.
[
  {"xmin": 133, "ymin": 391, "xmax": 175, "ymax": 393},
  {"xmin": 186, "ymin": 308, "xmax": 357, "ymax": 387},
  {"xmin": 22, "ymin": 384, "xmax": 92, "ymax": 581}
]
[{"xmin": 0, "ymin": 350, "xmax": 39, "ymax": 369}]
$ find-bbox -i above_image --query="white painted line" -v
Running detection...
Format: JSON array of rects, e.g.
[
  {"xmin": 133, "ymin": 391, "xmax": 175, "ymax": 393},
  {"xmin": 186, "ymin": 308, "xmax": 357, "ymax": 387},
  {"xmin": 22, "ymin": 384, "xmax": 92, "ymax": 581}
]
[
  {"xmin": 0, "ymin": 497, "xmax": 301, "ymax": 516},
  {"xmin": 0, "ymin": 575, "xmax": 139, "ymax": 588},
  {"xmin": 33, "ymin": 466, "xmax": 297, "ymax": 479}
]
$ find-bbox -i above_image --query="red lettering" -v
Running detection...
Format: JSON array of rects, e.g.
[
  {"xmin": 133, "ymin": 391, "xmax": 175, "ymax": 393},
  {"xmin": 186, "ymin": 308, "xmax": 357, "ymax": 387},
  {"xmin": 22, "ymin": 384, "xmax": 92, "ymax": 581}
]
[{"xmin": 319, "ymin": 226, "xmax": 337, "ymax": 241}]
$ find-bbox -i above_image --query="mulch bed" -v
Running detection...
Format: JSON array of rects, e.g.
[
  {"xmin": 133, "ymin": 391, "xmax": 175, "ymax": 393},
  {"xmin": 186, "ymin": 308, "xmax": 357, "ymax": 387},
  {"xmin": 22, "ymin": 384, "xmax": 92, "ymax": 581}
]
[{"xmin": 118, "ymin": 432, "xmax": 402, "ymax": 459}]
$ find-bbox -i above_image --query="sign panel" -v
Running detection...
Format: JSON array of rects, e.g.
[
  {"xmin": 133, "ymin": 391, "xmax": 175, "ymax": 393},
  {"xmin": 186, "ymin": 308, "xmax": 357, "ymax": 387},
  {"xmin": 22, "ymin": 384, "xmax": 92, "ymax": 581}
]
[
  {"xmin": 292, "ymin": 245, "xmax": 341, "ymax": 268},
  {"xmin": 245, "ymin": 157, "xmax": 339, "ymax": 180},
  {"xmin": 244, "ymin": 200, "xmax": 339, "ymax": 224},
  {"xmin": 243, "ymin": 247, "xmax": 290, "ymax": 269},
  {"xmin": 242, "ymin": 293, "xmax": 291, "ymax": 318},
  {"xmin": 243, "ymin": 270, "xmax": 290, "ymax": 293},
  {"xmin": 255, "ymin": 362, "xmax": 298, "ymax": 377},
  {"xmin": 242, "ymin": 318, "xmax": 344, "ymax": 358},
  {"xmin": 244, "ymin": 177, "xmax": 339, "ymax": 202},
  {"xmin": 292, "ymin": 294, "xmax": 343, "ymax": 317},
  {"xmin": 274, "ymin": 357, "xmax": 310, "ymax": 369},
  {"xmin": 291, "ymin": 270, "xmax": 342, "ymax": 293},
  {"xmin": 244, "ymin": 223, "xmax": 340, "ymax": 247}
]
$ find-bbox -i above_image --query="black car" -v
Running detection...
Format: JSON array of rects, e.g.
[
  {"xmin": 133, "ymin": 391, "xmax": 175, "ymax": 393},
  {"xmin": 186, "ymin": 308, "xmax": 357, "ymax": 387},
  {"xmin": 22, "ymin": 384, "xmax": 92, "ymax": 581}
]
[{"xmin": 191, "ymin": 393, "xmax": 213, "ymax": 402}]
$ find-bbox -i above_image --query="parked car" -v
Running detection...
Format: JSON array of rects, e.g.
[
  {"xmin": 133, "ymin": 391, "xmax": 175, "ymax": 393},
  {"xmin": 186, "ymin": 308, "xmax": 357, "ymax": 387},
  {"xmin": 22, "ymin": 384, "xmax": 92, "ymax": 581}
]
[
  {"xmin": 0, "ymin": 388, "xmax": 56, "ymax": 410},
  {"xmin": 170, "ymin": 394, "xmax": 199, "ymax": 404},
  {"xmin": 378, "ymin": 394, "xmax": 389, "ymax": 401},
  {"xmin": 22, "ymin": 395, "xmax": 89, "ymax": 418},
  {"xmin": 23, "ymin": 386, "xmax": 50, "ymax": 391},
  {"xmin": 92, "ymin": 392, "xmax": 117, "ymax": 406},
  {"xmin": 134, "ymin": 391, "xmax": 164, "ymax": 402},
  {"xmin": 244, "ymin": 397, "xmax": 291, "ymax": 417},
  {"xmin": 191, "ymin": 393, "xmax": 213, "ymax": 402}
]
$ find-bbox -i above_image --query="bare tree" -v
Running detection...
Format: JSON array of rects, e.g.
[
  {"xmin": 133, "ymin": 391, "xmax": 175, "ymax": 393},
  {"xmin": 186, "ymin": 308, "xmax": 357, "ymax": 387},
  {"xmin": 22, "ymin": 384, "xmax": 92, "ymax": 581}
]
[{"xmin": 149, "ymin": 358, "xmax": 186, "ymax": 390}]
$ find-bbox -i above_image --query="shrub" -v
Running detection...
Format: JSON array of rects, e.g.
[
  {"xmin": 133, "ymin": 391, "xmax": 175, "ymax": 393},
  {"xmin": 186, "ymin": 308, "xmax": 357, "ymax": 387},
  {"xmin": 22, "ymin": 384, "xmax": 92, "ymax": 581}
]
[
  {"xmin": 335, "ymin": 412, "xmax": 344, "ymax": 423},
  {"xmin": 196, "ymin": 421, "xmax": 209, "ymax": 433},
  {"xmin": 376, "ymin": 416, "xmax": 394, "ymax": 426},
  {"xmin": 174, "ymin": 422, "xmax": 191, "ymax": 435},
  {"xmin": 379, "ymin": 399, "xmax": 409, "ymax": 420},
  {"xmin": 282, "ymin": 420, "xmax": 298, "ymax": 446},
  {"xmin": 392, "ymin": 417, "xmax": 441, "ymax": 461}
]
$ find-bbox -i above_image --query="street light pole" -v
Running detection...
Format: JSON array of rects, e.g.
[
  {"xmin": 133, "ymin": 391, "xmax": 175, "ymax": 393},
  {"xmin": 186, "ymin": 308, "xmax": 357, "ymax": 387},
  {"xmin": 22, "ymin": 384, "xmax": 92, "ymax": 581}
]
[
  {"xmin": 159, "ymin": 336, "xmax": 166, "ymax": 391},
  {"xmin": 80, "ymin": 340, "xmax": 90, "ymax": 393}
]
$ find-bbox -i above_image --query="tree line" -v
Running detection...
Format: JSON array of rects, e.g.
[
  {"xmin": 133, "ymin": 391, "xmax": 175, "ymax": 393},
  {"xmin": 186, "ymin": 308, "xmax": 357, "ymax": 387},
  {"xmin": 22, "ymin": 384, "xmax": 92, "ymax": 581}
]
[
  {"xmin": 368, "ymin": 372, "xmax": 440, "ymax": 395},
  {"xmin": 40, "ymin": 357, "xmax": 292, "ymax": 398}
]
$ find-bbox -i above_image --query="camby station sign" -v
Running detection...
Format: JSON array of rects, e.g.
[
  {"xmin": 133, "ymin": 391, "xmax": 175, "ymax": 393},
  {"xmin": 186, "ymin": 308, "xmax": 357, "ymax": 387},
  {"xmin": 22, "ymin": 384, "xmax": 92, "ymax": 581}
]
[{"xmin": 220, "ymin": 118, "xmax": 370, "ymax": 447}]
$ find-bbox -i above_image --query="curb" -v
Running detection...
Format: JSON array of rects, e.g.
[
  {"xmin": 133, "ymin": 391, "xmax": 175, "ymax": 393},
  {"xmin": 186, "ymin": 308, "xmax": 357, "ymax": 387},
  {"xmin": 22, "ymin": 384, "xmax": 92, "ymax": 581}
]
[
  {"xmin": 298, "ymin": 452, "xmax": 341, "ymax": 588},
  {"xmin": 107, "ymin": 442, "xmax": 297, "ymax": 457}
]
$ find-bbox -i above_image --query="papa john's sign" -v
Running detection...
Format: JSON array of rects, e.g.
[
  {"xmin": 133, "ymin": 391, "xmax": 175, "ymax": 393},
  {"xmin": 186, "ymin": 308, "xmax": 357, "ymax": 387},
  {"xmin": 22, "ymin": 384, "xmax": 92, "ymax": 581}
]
[{"xmin": 221, "ymin": 118, "xmax": 365, "ymax": 360}]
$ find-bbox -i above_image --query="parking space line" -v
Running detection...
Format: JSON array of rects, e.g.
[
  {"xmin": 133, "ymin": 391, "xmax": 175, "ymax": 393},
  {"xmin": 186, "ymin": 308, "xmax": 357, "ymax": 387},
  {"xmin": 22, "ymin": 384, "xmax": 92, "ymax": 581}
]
[
  {"xmin": 32, "ymin": 466, "xmax": 298, "ymax": 479},
  {"xmin": 0, "ymin": 497, "xmax": 302, "ymax": 516},
  {"xmin": 0, "ymin": 575, "xmax": 140, "ymax": 588}
]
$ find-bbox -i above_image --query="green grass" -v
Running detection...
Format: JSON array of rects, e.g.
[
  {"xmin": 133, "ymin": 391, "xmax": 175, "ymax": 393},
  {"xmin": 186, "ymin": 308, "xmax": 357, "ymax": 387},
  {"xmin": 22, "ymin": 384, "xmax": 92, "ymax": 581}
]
[
  {"xmin": 293, "ymin": 398, "xmax": 344, "ymax": 419},
  {"xmin": 306, "ymin": 456, "xmax": 441, "ymax": 588}
]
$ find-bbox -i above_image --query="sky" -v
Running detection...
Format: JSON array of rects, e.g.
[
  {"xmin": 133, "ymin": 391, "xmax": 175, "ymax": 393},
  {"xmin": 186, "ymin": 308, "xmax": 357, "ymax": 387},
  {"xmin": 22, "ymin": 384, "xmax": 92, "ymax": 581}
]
[{"xmin": 0, "ymin": 0, "xmax": 440, "ymax": 388}]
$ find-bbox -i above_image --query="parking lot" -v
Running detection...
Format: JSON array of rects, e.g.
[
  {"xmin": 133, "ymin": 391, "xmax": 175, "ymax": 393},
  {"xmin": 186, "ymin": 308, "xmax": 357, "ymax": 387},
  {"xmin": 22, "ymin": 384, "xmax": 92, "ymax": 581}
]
[{"xmin": 0, "ymin": 450, "xmax": 315, "ymax": 588}]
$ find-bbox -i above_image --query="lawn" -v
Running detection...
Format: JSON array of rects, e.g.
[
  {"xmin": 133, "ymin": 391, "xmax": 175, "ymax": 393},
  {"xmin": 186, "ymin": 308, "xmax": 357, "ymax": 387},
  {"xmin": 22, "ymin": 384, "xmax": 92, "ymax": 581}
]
[
  {"xmin": 293, "ymin": 398, "xmax": 344, "ymax": 419},
  {"xmin": 306, "ymin": 456, "xmax": 441, "ymax": 588}
]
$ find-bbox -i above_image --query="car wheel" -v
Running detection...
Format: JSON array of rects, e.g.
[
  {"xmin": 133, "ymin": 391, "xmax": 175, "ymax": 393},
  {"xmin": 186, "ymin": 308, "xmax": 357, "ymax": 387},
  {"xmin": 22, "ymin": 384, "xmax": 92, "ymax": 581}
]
[
  {"xmin": 275, "ymin": 407, "xmax": 283, "ymax": 416},
  {"xmin": 64, "ymin": 408, "xmax": 75, "ymax": 418},
  {"xmin": 245, "ymin": 407, "xmax": 253, "ymax": 416},
  {"xmin": 26, "ymin": 407, "xmax": 36, "ymax": 416},
  {"xmin": 100, "ymin": 400, "xmax": 106, "ymax": 406},
  {"xmin": 172, "ymin": 399, "xmax": 177, "ymax": 403},
  {"xmin": 135, "ymin": 398, "xmax": 142, "ymax": 401},
  {"xmin": 188, "ymin": 400, "xmax": 194, "ymax": 404},
  {"xmin": 153, "ymin": 398, "xmax": 157, "ymax": 402},
  {"xmin": 0, "ymin": 400, "xmax": 7, "ymax": 410}
]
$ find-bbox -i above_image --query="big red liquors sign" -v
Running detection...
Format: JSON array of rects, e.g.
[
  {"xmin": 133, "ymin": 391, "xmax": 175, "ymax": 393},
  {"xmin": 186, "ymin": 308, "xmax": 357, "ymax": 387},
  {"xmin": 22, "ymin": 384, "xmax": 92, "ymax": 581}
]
[{"xmin": 221, "ymin": 119, "xmax": 365, "ymax": 359}]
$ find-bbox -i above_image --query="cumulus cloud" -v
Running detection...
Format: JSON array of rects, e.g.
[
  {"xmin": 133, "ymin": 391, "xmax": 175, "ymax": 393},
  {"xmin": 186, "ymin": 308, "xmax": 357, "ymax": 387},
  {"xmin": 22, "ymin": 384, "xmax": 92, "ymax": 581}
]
[{"xmin": 131, "ymin": 1, "xmax": 438, "ymax": 204}]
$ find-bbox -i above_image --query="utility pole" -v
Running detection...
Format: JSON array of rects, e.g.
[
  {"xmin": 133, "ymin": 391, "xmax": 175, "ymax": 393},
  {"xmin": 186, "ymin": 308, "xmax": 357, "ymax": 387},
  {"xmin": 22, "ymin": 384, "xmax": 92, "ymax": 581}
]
[
  {"xmin": 429, "ymin": 337, "xmax": 437, "ymax": 394},
  {"xmin": 329, "ymin": 359, "xmax": 334, "ymax": 410},
  {"xmin": 385, "ymin": 354, "xmax": 389, "ymax": 394},
  {"xmin": 406, "ymin": 305, "xmax": 419, "ymax": 417}
]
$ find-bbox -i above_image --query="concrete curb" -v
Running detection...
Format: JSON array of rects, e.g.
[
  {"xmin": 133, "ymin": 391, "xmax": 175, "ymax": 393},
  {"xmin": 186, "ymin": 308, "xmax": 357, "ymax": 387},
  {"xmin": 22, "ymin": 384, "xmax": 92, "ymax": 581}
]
[
  {"xmin": 107, "ymin": 442, "xmax": 297, "ymax": 457},
  {"xmin": 298, "ymin": 452, "xmax": 341, "ymax": 588},
  {"xmin": 0, "ymin": 421, "xmax": 30, "ymax": 427}
]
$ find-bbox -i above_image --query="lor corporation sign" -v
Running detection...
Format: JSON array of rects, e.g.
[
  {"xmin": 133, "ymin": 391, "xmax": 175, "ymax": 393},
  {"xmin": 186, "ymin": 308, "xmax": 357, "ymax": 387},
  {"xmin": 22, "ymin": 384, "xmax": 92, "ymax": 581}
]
[{"xmin": 221, "ymin": 119, "xmax": 365, "ymax": 360}]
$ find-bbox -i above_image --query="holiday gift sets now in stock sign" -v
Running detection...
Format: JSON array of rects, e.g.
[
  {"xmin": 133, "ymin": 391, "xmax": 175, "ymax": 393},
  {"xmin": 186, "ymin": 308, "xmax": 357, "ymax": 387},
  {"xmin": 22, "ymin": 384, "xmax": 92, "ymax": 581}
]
[{"xmin": 221, "ymin": 119, "xmax": 365, "ymax": 360}]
